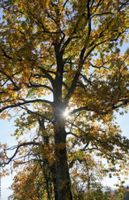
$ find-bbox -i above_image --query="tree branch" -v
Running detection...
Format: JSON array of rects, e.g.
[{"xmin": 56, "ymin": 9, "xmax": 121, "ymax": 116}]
[
  {"xmin": 0, "ymin": 99, "xmax": 53, "ymax": 113},
  {"xmin": 1, "ymin": 142, "xmax": 40, "ymax": 166}
]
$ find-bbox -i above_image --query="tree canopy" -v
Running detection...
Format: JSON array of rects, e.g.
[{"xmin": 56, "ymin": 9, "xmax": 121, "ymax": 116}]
[{"xmin": 0, "ymin": 0, "xmax": 129, "ymax": 199}]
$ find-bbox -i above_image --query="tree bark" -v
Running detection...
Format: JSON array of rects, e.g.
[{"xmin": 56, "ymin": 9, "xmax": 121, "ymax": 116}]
[
  {"xmin": 52, "ymin": 42, "xmax": 73, "ymax": 199},
  {"xmin": 53, "ymin": 115, "xmax": 73, "ymax": 200}
]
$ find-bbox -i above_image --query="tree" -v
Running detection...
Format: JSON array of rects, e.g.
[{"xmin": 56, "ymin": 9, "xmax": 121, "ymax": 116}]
[
  {"xmin": 0, "ymin": 0, "xmax": 129, "ymax": 199},
  {"xmin": 12, "ymin": 163, "xmax": 46, "ymax": 200}
]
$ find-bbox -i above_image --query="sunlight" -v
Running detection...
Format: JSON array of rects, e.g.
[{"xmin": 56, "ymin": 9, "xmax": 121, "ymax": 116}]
[{"xmin": 63, "ymin": 109, "xmax": 70, "ymax": 118}]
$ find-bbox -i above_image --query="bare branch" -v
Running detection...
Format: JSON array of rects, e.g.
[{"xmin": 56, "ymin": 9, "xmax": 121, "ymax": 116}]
[
  {"xmin": 28, "ymin": 82, "xmax": 53, "ymax": 92},
  {"xmin": 1, "ymin": 142, "xmax": 40, "ymax": 166},
  {"xmin": 0, "ymin": 69, "xmax": 20, "ymax": 90},
  {"xmin": 63, "ymin": 0, "xmax": 70, "ymax": 9},
  {"xmin": 64, "ymin": 45, "xmax": 87, "ymax": 103}
]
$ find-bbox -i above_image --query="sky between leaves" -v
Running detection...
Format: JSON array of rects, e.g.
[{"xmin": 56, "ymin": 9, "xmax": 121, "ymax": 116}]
[
  {"xmin": 0, "ymin": 4, "xmax": 129, "ymax": 200},
  {"xmin": 0, "ymin": 110, "xmax": 129, "ymax": 199}
]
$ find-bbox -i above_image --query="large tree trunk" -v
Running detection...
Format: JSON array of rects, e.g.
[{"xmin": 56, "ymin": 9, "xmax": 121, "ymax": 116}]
[
  {"xmin": 52, "ymin": 43, "xmax": 73, "ymax": 199},
  {"xmin": 53, "ymin": 116, "xmax": 73, "ymax": 200}
]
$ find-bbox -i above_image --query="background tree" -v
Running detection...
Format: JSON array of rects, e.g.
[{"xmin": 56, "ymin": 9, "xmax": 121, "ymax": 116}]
[
  {"xmin": 12, "ymin": 163, "xmax": 46, "ymax": 200},
  {"xmin": 0, "ymin": 0, "xmax": 129, "ymax": 199}
]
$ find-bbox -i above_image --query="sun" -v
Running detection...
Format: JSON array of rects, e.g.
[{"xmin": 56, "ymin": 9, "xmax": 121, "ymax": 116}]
[{"xmin": 63, "ymin": 109, "xmax": 70, "ymax": 118}]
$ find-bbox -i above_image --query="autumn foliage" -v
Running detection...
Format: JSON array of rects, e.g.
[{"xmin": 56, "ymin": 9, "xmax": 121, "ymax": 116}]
[{"xmin": 0, "ymin": 0, "xmax": 129, "ymax": 199}]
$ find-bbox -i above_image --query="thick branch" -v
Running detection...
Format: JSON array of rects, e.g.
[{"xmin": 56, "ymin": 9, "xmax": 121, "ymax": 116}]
[{"xmin": 64, "ymin": 45, "xmax": 87, "ymax": 103}]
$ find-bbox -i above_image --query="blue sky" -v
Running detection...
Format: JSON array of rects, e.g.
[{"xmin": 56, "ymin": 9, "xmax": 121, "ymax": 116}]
[
  {"xmin": 0, "ymin": 119, "xmax": 16, "ymax": 199},
  {"xmin": 116, "ymin": 112, "xmax": 129, "ymax": 138}
]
